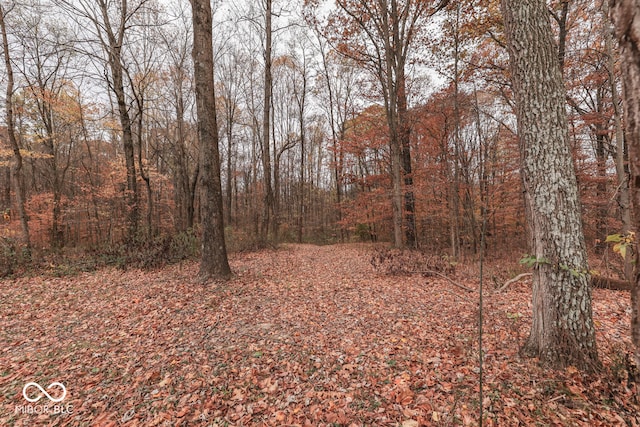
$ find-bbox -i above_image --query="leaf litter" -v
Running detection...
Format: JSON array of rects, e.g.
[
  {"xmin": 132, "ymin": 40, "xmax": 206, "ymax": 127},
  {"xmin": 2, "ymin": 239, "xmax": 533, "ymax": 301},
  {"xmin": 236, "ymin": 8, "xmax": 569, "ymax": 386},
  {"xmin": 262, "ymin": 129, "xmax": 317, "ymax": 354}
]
[{"xmin": 0, "ymin": 243, "xmax": 638, "ymax": 426}]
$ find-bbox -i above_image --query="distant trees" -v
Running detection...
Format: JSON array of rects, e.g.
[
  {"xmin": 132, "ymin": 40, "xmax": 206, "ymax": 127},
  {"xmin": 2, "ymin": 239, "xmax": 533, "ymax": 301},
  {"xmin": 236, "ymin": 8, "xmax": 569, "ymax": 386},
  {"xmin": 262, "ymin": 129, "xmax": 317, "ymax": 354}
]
[
  {"xmin": 55, "ymin": 0, "xmax": 149, "ymax": 243},
  {"xmin": 502, "ymin": 0, "xmax": 598, "ymax": 369},
  {"xmin": 0, "ymin": 0, "xmax": 635, "ymax": 300},
  {"xmin": 0, "ymin": 2, "xmax": 30, "ymax": 250},
  {"xmin": 316, "ymin": 0, "xmax": 449, "ymax": 248}
]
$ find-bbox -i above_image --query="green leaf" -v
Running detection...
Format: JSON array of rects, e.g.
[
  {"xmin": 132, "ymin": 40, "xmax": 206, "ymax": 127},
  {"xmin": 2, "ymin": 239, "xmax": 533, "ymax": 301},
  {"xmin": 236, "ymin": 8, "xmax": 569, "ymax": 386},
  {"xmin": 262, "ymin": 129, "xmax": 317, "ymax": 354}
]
[
  {"xmin": 606, "ymin": 234, "xmax": 623, "ymax": 243},
  {"xmin": 614, "ymin": 242, "xmax": 627, "ymax": 259}
]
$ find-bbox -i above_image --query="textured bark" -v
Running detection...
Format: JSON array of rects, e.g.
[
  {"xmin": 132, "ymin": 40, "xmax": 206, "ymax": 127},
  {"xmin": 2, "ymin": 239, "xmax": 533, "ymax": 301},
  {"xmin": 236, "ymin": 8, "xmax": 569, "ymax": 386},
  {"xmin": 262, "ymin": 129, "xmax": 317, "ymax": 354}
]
[
  {"xmin": 502, "ymin": 0, "xmax": 599, "ymax": 370},
  {"xmin": 190, "ymin": 0, "xmax": 231, "ymax": 281},
  {"xmin": 609, "ymin": 0, "xmax": 640, "ymax": 370}
]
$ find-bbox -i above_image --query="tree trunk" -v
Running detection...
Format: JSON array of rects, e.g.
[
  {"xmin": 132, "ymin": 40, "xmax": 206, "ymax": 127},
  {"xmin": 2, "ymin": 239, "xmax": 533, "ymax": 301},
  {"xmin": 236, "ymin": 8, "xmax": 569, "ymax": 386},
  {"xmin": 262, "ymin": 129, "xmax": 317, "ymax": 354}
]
[
  {"xmin": 502, "ymin": 0, "xmax": 599, "ymax": 370},
  {"xmin": 609, "ymin": 0, "xmax": 640, "ymax": 371},
  {"xmin": 190, "ymin": 0, "xmax": 231, "ymax": 281},
  {"xmin": 602, "ymin": 0, "xmax": 633, "ymax": 280},
  {"xmin": 96, "ymin": 0, "xmax": 139, "ymax": 243},
  {"xmin": 0, "ymin": 4, "xmax": 31, "ymax": 251},
  {"xmin": 395, "ymin": 27, "xmax": 416, "ymax": 248},
  {"xmin": 261, "ymin": 0, "xmax": 275, "ymax": 241},
  {"xmin": 226, "ymin": 119, "xmax": 233, "ymax": 226}
]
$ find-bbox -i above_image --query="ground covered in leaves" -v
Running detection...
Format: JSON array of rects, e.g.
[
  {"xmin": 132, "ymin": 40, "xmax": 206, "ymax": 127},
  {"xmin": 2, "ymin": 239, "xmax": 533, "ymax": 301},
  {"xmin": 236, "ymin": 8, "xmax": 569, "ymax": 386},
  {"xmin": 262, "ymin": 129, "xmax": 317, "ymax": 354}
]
[{"xmin": 1, "ymin": 244, "xmax": 639, "ymax": 426}]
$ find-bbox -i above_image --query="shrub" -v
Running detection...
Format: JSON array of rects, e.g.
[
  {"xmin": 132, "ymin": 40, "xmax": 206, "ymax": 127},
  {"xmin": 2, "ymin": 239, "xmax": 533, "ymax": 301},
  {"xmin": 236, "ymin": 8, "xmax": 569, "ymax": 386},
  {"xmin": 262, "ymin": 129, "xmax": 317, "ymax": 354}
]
[{"xmin": 370, "ymin": 247, "xmax": 456, "ymax": 276}]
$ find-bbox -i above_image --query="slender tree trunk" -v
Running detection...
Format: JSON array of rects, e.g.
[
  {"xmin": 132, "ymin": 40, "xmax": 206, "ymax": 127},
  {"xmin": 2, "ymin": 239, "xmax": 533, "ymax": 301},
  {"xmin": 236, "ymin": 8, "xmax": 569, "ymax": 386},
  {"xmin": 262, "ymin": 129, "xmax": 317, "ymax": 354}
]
[
  {"xmin": 132, "ymin": 92, "xmax": 153, "ymax": 239},
  {"xmin": 298, "ymin": 120, "xmax": 305, "ymax": 244},
  {"xmin": 602, "ymin": 0, "xmax": 633, "ymax": 280},
  {"xmin": 2, "ymin": 167, "xmax": 9, "ymax": 210},
  {"xmin": 318, "ymin": 36, "xmax": 345, "ymax": 242},
  {"xmin": 261, "ymin": 0, "xmax": 275, "ymax": 241},
  {"xmin": 226, "ymin": 121, "xmax": 233, "ymax": 226},
  {"xmin": 190, "ymin": 0, "xmax": 231, "ymax": 281},
  {"xmin": 502, "ymin": 0, "xmax": 599, "ymax": 370},
  {"xmin": 0, "ymin": 5, "xmax": 31, "ymax": 251},
  {"xmin": 394, "ymin": 11, "xmax": 416, "ymax": 248},
  {"xmin": 97, "ymin": 0, "xmax": 139, "ymax": 243},
  {"xmin": 595, "ymin": 131, "xmax": 608, "ymax": 251},
  {"xmin": 609, "ymin": 0, "xmax": 640, "ymax": 371},
  {"xmin": 397, "ymin": 66, "xmax": 416, "ymax": 248},
  {"xmin": 451, "ymin": 5, "xmax": 463, "ymax": 258}
]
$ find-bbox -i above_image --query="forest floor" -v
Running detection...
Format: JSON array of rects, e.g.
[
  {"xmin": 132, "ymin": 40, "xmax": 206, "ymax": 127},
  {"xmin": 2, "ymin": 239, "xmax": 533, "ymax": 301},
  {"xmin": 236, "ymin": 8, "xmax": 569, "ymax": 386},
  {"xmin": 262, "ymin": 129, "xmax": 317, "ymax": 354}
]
[{"xmin": 0, "ymin": 243, "xmax": 639, "ymax": 426}]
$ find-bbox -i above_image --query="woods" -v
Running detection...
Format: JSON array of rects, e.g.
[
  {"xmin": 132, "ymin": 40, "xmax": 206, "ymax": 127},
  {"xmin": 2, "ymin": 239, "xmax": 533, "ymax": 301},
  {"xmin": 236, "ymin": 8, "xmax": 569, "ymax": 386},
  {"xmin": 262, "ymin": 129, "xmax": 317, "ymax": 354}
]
[
  {"xmin": 2, "ymin": 0, "xmax": 640, "ymax": 418},
  {"xmin": 0, "ymin": 0, "xmax": 631, "ymax": 257}
]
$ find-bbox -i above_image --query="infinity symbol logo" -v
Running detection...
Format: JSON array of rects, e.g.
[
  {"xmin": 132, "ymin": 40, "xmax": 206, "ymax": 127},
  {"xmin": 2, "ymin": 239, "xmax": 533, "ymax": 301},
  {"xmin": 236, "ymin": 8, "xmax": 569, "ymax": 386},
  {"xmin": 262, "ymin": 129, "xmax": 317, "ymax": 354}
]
[{"xmin": 22, "ymin": 382, "xmax": 67, "ymax": 403}]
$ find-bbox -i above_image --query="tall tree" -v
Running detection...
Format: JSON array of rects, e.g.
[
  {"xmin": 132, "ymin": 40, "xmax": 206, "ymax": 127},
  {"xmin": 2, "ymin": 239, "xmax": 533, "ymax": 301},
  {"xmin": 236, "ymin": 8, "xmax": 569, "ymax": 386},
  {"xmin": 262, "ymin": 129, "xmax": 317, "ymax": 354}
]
[
  {"xmin": 318, "ymin": 0, "xmax": 448, "ymax": 248},
  {"xmin": 261, "ymin": 0, "xmax": 275, "ymax": 241},
  {"xmin": 159, "ymin": 7, "xmax": 198, "ymax": 233},
  {"xmin": 609, "ymin": 0, "xmax": 640, "ymax": 370},
  {"xmin": 0, "ymin": 3, "xmax": 31, "ymax": 251},
  {"xmin": 55, "ymin": 0, "xmax": 148, "ymax": 242},
  {"xmin": 190, "ymin": 0, "xmax": 231, "ymax": 281},
  {"xmin": 502, "ymin": 0, "xmax": 599, "ymax": 369},
  {"xmin": 601, "ymin": 0, "xmax": 632, "ymax": 280}
]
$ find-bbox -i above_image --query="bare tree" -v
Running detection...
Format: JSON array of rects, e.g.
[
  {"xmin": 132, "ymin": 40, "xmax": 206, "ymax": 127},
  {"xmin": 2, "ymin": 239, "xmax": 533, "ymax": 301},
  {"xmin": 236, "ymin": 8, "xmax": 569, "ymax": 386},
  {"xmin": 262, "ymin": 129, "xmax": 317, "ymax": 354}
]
[
  {"xmin": 13, "ymin": 4, "xmax": 75, "ymax": 248},
  {"xmin": 321, "ymin": 0, "xmax": 449, "ymax": 248},
  {"xmin": 0, "ymin": 3, "xmax": 31, "ymax": 250},
  {"xmin": 56, "ymin": 0, "xmax": 150, "ymax": 242},
  {"xmin": 261, "ymin": 0, "xmax": 275, "ymax": 241}
]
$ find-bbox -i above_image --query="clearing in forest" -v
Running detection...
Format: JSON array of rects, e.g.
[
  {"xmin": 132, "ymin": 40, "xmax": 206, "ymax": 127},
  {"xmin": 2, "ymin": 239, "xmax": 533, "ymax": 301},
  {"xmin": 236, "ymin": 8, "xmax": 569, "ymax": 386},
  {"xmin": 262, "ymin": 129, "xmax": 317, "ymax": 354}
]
[{"xmin": 0, "ymin": 244, "xmax": 638, "ymax": 426}]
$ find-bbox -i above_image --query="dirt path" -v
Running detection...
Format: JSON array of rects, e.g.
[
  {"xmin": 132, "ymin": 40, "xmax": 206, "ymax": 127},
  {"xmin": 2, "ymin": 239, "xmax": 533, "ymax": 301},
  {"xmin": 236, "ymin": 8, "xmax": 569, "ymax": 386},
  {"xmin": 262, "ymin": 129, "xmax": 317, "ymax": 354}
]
[{"xmin": 0, "ymin": 244, "xmax": 637, "ymax": 426}]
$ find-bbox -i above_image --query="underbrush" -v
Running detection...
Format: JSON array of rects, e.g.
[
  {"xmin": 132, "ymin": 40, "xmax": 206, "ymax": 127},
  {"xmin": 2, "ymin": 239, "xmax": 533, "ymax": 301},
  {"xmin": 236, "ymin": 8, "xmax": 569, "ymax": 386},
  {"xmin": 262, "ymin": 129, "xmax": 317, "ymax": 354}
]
[
  {"xmin": 0, "ymin": 237, "xmax": 31, "ymax": 278},
  {"xmin": 0, "ymin": 231, "xmax": 201, "ymax": 278},
  {"xmin": 93, "ymin": 230, "xmax": 200, "ymax": 270},
  {"xmin": 370, "ymin": 246, "xmax": 457, "ymax": 277}
]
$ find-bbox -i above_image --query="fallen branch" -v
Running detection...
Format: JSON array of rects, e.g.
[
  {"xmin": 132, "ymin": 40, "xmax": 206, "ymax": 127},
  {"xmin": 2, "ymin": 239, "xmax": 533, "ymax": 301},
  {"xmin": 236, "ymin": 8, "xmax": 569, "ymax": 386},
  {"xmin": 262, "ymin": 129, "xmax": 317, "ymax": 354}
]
[
  {"xmin": 495, "ymin": 272, "xmax": 632, "ymax": 293},
  {"xmin": 441, "ymin": 287, "xmax": 475, "ymax": 303},
  {"xmin": 591, "ymin": 275, "xmax": 633, "ymax": 291},
  {"xmin": 419, "ymin": 270, "xmax": 475, "ymax": 293},
  {"xmin": 496, "ymin": 272, "xmax": 532, "ymax": 293}
]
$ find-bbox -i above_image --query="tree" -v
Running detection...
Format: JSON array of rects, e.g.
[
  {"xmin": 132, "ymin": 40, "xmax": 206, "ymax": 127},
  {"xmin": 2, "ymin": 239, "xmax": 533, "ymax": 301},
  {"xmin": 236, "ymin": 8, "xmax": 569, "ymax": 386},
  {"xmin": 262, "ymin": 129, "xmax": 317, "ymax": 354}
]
[
  {"xmin": 158, "ymin": 5, "xmax": 199, "ymax": 233},
  {"xmin": 601, "ymin": 0, "xmax": 632, "ymax": 280},
  {"xmin": 190, "ymin": 0, "xmax": 231, "ymax": 281},
  {"xmin": 609, "ymin": 0, "xmax": 640, "ymax": 370},
  {"xmin": 501, "ymin": 0, "xmax": 599, "ymax": 369},
  {"xmin": 0, "ymin": 2, "xmax": 31, "ymax": 250},
  {"xmin": 317, "ymin": 0, "xmax": 449, "ymax": 248},
  {"xmin": 261, "ymin": 0, "xmax": 275, "ymax": 241},
  {"xmin": 55, "ymin": 0, "xmax": 149, "ymax": 243},
  {"xmin": 13, "ymin": 4, "xmax": 76, "ymax": 248},
  {"xmin": 312, "ymin": 33, "xmax": 359, "ymax": 242}
]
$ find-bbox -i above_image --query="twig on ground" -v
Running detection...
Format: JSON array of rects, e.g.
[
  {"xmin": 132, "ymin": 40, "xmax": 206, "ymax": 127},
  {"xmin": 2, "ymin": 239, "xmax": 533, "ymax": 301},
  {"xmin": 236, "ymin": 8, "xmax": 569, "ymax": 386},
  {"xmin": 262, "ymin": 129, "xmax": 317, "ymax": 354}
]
[
  {"xmin": 496, "ymin": 272, "xmax": 532, "ymax": 293},
  {"xmin": 419, "ymin": 270, "xmax": 475, "ymax": 293}
]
